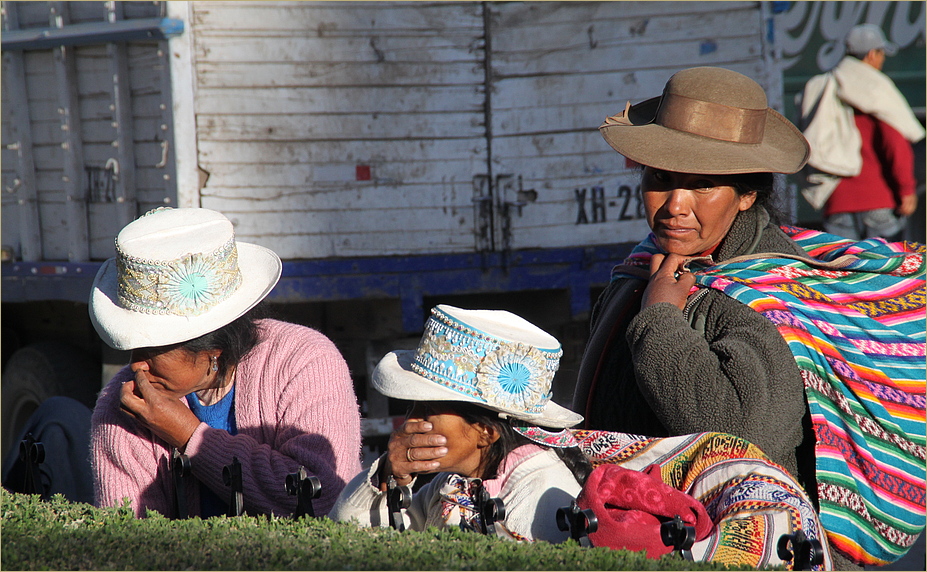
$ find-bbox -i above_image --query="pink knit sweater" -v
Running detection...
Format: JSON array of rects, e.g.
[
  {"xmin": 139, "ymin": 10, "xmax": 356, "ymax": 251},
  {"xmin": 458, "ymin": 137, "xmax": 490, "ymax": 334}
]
[{"xmin": 91, "ymin": 319, "xmax": 362, "ymax": 518}]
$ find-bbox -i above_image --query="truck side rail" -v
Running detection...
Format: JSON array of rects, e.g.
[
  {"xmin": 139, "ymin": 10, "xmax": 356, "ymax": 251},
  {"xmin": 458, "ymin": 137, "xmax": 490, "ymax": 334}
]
[{"xmin": 2, "ymin": 243, "xmax": 633, "ymax": 332}]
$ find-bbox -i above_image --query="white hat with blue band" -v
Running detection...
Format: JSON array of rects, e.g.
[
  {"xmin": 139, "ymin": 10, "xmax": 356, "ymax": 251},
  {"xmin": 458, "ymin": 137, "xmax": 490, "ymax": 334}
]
[{"xmin": 372, "ymin": 305, "xmax": 583, "ymax": 429}]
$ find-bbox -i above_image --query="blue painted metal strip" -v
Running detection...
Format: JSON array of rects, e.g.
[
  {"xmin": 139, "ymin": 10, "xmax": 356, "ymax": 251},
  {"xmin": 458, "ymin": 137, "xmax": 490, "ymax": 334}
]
[
  {"xmin": 1, "ymin": 244, "xmax": 633, "ymax": 332},
  {"xmin": 2, "ymin": 18, "xmax": 184, "ymax": 51}
]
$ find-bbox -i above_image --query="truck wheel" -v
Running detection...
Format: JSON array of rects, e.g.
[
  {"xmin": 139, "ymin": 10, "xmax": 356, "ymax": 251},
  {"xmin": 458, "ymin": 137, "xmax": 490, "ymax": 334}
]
[{"xmin": 1, "ymin": 342, "xmax": 100, "ymax": 464}]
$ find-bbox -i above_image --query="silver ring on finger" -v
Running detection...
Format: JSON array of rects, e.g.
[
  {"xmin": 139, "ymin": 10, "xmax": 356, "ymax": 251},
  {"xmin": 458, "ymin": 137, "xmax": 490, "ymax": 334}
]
[{"xmin": 406, "ymin": 448, "xmax": 414, "ymax": 463}]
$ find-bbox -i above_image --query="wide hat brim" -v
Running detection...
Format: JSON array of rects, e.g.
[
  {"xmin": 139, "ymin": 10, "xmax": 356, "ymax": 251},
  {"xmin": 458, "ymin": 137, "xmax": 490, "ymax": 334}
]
[
  {"xmin": 600, "ymin": 95, "xmax": 810, "ymax": 175},
  {"xmin": 89, "ymin": 242, "xmax": 281, "ymax": 350},
  {"xmin": 373, "ymin": 350, "xmax": 584, "ymax": 429}
]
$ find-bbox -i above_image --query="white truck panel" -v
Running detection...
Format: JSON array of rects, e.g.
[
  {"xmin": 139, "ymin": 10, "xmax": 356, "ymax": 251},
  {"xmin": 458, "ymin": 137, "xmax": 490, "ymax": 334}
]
[{"xmin": 3, "ymin": 1, "xmax": 779, "ymax": 262}]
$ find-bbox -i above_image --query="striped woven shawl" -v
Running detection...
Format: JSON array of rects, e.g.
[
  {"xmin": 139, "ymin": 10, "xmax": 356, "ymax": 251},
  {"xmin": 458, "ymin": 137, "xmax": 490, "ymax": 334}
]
[
  {"xmin": 574, "ymin": 430, "xmax": 832, "ymax": 570},
  {"xmin": 614, "ymin": 227, "xmax": 926, "ymax": 566}
]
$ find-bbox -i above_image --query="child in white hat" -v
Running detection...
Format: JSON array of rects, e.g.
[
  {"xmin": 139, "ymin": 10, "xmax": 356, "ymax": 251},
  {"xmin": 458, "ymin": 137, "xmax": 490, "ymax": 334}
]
[{"xmin": 330, "ymin": 305, "xmax": 590, "ymax": 542}]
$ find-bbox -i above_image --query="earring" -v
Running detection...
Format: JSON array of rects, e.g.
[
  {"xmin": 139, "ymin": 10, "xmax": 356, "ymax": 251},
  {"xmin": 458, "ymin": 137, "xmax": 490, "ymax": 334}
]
[{"xmin": 211, "ymin": 356, "xmax": 219, "ymax": 372}]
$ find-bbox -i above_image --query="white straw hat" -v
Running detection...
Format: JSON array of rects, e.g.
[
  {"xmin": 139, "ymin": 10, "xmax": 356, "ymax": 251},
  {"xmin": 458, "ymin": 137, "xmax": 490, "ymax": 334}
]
[
  {"xmin": 373, "ymin": 305, "xmax": 583, "ymax": 429},
  {"xmin": 89, "ymin": 207, "xmax": 281, "ymax": 350}
]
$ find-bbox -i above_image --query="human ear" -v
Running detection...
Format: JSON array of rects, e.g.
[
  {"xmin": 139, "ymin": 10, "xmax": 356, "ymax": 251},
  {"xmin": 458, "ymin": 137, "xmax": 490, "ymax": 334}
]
[
  {"xmin": 477, "ymin": 423, "xmax": 501, "ymax": 448},
  {"xmin": 738, "ymin": 191, "xmax": 757, "ymax": 211}
]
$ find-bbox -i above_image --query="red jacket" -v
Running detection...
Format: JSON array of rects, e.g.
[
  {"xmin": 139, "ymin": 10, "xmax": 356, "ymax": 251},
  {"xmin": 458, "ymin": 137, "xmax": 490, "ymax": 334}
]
[{"xmin": 825, "ymin": 112, "xmax": 916, "ymax": 216}]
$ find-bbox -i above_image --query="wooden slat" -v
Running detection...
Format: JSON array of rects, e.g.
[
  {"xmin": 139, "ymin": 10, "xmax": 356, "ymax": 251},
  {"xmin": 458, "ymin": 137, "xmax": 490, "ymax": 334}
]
[
  {"xmin": 202, "ymin": 179, "xmax": 479, "ymax": 210},
  {"xmin": 58, "ymin": 0, "xmax": 104, "ymax": 24},
  {"xmin": 122, "ymin": 1, "xmax": 161, "ymax": 20},
  {"xmin": 133, "ymin": 167, "xmax": 179, "ymax": 194},
  {"xmin": 107, "ymin": 3, "xmax": 135, "ymax": 187},
  {"xmin": 154, "ymin": 29, "xmax": 178, "ymax": 210},
  {"xmin": 511, "ymin": 219, "xmax": 651, "ymax": 250},
  {"xmin": 191, "ymin": 1, "xmax": 483, "ymax": 33},
  {"xmin": 13, "ymin": 0, "xmax": 60, "ymax": 28},
  {"xmin": 194, "ymin": 35, "xmax": 480, "ymax": 64},
  {"xmin": 195, "ymin": 85, "xmax": 482, "ymax": 115},
  {"xmin": 214, "ymin": 206, "xmax": 476, "ymax": 256},
  {"xmin": 491, "ymin": 3, "xmax": 757, "ymax": 55},
  {"xmin": 200, "ymin": 159, "xmax": 479, "ymax": 191},
  {"xmin": 489, "ymin": 1, "xmax": 750, "ymax": 27},
  {"xmin": 90, "ymin": 1, "xmax": 137, "ymax": 259},
  {"xmin": 35, "ymin": 201, "xmax": 68, "ymax": 260},
  {"xmin": 51, "ymin": 2, "xmax": 90, "ymax": 261},
  {"xmin": 491, "ymin": 62, "xmax": 768, "ymax": 114},
  {"xmin": 197, "ymin": 138, "xmax": 484, "ymax": 165},
  {"xmin": 1, "ymin": 1, "xmax": 43, "ymax": 261},
  {"xmin": 215, "ymin": 229, "xmax": 476, "ymax": 260},
  {"xmin": 493, "ymin": 37, "xmax": 764, "ymax": 81},
  {"xmin": 197, "ymin": 111, "xmax": 484, "ymax": 141},
  {"xmin": 194, "ymin": 61, "xmax": 483, "ymax": 89}
]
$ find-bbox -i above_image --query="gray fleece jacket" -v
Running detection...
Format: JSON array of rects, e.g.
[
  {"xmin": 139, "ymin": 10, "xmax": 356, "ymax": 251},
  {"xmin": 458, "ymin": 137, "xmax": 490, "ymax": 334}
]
[{"xmin": 573, "ymin": 206, "xmax": 815, "ymax": 490}]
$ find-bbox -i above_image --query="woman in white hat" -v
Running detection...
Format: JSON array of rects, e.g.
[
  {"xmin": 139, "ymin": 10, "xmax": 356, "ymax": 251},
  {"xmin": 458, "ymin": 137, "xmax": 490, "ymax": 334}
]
[
  {"xmin": 331, "ymin": 305, "xmax": 591, "ymax": 542},
  {"xmin": 89, "ymin": 207, "xmax": 361, "ymax": 518}
]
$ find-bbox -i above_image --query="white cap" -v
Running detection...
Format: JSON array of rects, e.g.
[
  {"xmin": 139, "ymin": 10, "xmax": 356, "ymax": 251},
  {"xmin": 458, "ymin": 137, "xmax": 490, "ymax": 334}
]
[{"xmin": 845, "ymin": 24, "xmax": 898, "ymax": 57}]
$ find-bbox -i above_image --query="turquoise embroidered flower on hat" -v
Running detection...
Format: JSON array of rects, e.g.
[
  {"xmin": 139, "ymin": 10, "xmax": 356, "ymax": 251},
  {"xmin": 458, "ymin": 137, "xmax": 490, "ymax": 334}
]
[{"xmin": 373, "ymin": 305, "xmax": 583, "ymax": 429}]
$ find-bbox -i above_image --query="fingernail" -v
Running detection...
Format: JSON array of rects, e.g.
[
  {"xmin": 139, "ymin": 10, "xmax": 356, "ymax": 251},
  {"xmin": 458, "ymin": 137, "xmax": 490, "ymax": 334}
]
[{"xmin": 436, "ymin": 447, "xmax": 447, "ymax": 455}]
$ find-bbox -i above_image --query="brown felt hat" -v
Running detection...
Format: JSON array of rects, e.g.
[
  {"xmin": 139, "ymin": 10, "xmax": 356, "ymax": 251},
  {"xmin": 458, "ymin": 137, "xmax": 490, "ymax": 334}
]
[{"xmin": 599, "ymin": 67, "xmax": 810, "ymax": 175}]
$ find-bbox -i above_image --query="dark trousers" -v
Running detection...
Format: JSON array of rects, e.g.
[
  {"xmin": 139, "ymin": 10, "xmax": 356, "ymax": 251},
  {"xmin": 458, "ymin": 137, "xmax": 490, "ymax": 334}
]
[{"xmin": 2, "ymin": 396, "xmax": 94, "ymax": 505}]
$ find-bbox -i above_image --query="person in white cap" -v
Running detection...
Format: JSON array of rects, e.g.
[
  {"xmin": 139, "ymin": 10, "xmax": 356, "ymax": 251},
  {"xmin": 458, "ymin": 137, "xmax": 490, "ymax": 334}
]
[
  {"xmin": 330, "ymin": 305, "xmax": 591, "ymax": 542},
  {"xmin": 89, "ymin": 207, "xmax": 362, "ymax": 518},
  {"xmin": 798, "ymin": 23, "xmax": 924, "ymax": 240}
]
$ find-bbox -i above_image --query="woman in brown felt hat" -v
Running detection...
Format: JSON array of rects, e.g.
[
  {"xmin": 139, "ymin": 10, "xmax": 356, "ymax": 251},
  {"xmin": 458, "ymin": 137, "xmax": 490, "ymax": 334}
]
[
  {"xmin": 572, "ymin": 66, "xmax": 927, "ymax": 571},
  {"xmin": 572, "ymin": 67, "xmax": 925, "ymax": 570},
  {"xmin": 571, "ymin": 64, "xmax": 847, "ymax": 565}
]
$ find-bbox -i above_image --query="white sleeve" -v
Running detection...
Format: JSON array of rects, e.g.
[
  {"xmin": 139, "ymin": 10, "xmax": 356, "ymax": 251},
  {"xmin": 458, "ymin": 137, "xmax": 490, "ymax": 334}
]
[{"xmin": 329, "ymin": 456, "xmax": 441, "ymax": 532}]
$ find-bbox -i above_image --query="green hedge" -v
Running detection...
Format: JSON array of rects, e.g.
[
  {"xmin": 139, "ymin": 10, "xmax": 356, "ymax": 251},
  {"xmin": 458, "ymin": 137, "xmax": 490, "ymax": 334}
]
[{"xmin": 1, "ymin": 490, "xmax": 773, "ymax": 570}]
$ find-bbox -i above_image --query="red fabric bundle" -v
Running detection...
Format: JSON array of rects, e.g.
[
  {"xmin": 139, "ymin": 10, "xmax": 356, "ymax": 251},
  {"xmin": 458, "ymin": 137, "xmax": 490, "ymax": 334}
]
[{"xmin": 576, "ymin": 463, "xmax": 713, "ymax": 558}]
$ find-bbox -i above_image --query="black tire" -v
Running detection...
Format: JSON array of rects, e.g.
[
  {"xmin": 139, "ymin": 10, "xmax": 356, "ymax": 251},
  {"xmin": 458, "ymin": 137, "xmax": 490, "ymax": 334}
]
[{"xmin": 1, "ymin": 342, "xmax": 100, "ymax": 464}]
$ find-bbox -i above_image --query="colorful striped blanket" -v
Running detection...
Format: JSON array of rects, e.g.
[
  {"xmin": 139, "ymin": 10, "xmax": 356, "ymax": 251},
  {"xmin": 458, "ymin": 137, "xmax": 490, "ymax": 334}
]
[
  {"xmin": 574, "ymin": 430, "xmax": 832, "ymax": 570},
  {"xmin": 616, "ymin": 227, "xmax": 926, "ymax": 565}
]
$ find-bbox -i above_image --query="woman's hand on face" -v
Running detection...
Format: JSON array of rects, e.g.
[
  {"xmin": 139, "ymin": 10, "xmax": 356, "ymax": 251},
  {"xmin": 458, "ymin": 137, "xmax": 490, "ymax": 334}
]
[
  {"xmin": 379, "ymin": 418, "xmax": 447, "ymax": 491},
  {"xmin": 120, "ymin": 368, "xmax": 201, "ymax": 451},
  {"xmin": 641, "ymin": 253, "xmax": 697, "ymax": 310}
]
